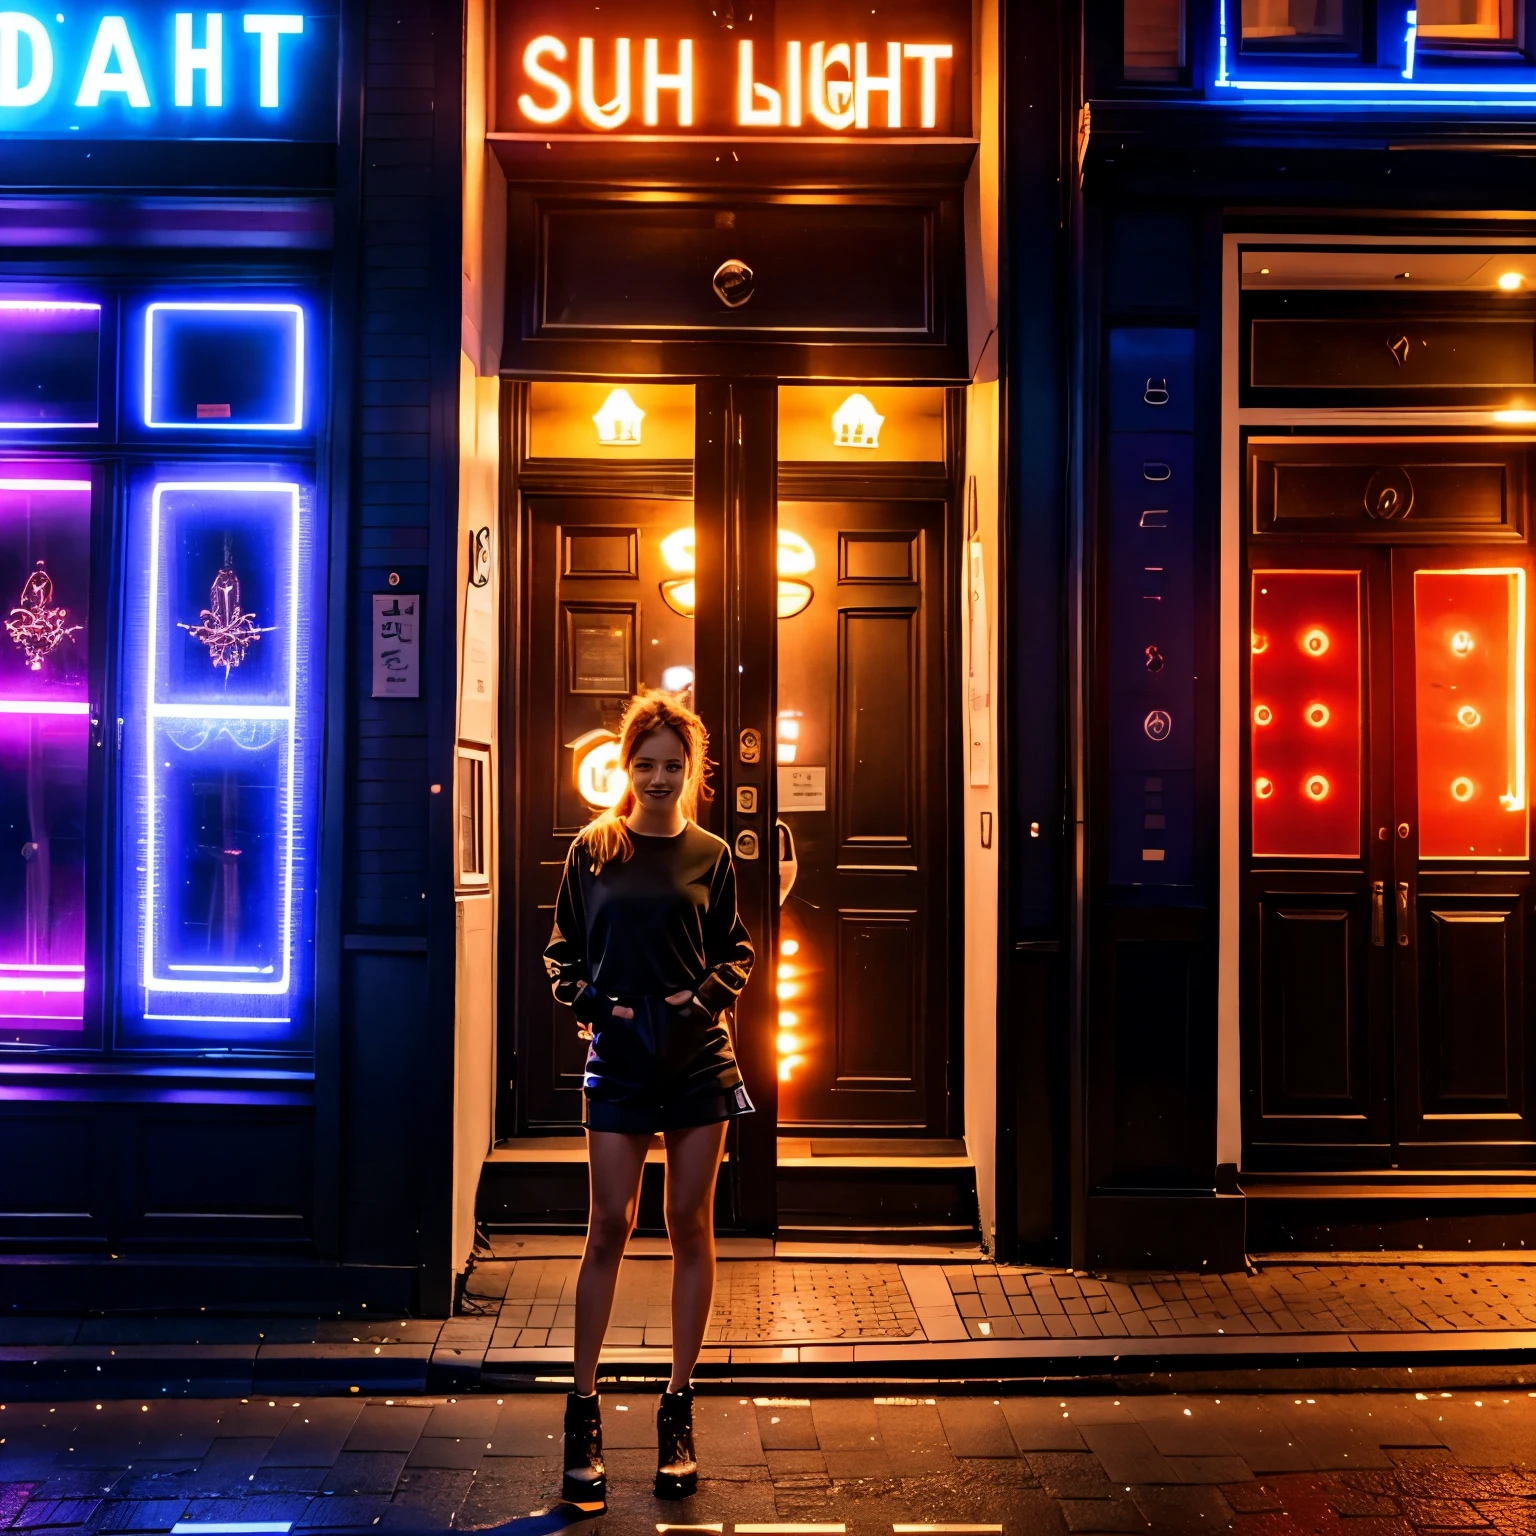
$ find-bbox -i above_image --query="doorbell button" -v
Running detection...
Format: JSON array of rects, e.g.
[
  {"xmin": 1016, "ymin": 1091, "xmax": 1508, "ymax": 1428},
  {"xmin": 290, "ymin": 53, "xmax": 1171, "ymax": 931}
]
[
  {"xmin": 736, "ymin": 786, "xmax": 758, "ymax": 814},
  {"xmin": 734, "ymin": 830, "xmax": 760, "ymax": 860}
]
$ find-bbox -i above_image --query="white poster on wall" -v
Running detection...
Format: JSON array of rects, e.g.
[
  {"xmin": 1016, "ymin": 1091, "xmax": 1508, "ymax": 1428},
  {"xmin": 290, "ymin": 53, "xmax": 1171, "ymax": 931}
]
[
  {"xmin": 967, "ymin": 539, "xmax": 992, "ymax": 786},
  {"xmin": 372, "ymin": 592, "xmax": 420, "ymax": 698}
]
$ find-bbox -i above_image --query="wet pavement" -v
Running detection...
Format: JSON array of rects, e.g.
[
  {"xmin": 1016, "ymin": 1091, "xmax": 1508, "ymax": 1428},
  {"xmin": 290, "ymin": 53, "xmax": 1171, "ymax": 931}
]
[{"xmin": 1, "ymin": 1387, "xmax": 1535, "ymax": 1534}]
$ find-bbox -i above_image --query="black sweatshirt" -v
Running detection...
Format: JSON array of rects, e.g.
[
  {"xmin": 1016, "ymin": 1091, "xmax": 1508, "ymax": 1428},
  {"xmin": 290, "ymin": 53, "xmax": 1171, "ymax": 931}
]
[{"xmin": 544, "ymin": 823, "xmax": 755, "ymax": 1018}]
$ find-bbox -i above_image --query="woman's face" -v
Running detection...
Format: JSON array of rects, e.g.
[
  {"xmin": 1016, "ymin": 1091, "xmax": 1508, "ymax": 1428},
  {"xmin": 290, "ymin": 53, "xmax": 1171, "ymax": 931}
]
[{"xmin": 628, "ymin": 725, "xmax": 689, "ymax": 811}]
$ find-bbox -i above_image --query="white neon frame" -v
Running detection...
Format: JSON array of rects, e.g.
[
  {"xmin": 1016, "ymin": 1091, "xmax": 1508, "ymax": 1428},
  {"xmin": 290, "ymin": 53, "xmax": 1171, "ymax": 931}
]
[
  {"xmin": 144, "ymin": 482, "xmax": 299, "ymax": 996},
  {"xmin": 143, "ymin": 302, "xmax": 305, "ymax": 432},
  {"xmin": 0, "ymin": 303, "xmax": 102, "ymax": 431}
]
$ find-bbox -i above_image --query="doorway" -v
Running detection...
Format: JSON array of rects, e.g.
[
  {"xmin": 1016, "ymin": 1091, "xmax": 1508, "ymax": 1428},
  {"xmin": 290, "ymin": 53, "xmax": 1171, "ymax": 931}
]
[
  {"xmin": 499, "ymin": 381, "xmax": 961, "ymax": 1227},
  {"xmin": 1242, "ymin": 439, "xmax": 1536, "ymax": 1170}
]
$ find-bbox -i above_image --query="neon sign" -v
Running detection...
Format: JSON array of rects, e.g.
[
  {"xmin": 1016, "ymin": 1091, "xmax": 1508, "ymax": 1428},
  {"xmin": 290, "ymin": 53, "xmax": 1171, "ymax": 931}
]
[
  {"xmin": 497, "ymin": 2, "xmax": 970, "ymax": 136},
  {"xmin": 0, "ymin": 6, "xmax": 337, "ymax": 139}
]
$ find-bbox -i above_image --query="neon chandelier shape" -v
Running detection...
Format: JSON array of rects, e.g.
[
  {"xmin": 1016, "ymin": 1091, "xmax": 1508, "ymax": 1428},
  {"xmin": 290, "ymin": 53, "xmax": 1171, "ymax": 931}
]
[
  {"xmin": 179, "ymin": 561, "xmax": 276, "ymax": 680},
  {"xmin": 5, "ymin": 560, "xmax": 82, "ymax": 671}
]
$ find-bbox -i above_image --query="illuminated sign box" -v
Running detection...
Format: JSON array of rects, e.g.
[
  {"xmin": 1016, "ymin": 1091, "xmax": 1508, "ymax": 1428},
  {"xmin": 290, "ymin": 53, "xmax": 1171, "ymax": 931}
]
[
  {"xmin": 496, "ymin": 0, "xmax": 972, "ymax": 137},
  {"xmin": 0, "ymin": 302, "xmax": 100, "ymax": 429},
  {"xmin": 145, "ymin": 302, "xmax": 304, "ymax": 431},
  {"xmin": 0, "ymin": 6, "xmax": 339, "ymax": 141}
]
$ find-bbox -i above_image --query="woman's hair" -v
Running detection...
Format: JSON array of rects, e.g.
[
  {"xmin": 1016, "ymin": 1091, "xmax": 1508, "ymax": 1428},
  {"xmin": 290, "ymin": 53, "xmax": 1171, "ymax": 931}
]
[{"xmin": 576, "ymin": 688, "xmax": 711, "ymax": 868}]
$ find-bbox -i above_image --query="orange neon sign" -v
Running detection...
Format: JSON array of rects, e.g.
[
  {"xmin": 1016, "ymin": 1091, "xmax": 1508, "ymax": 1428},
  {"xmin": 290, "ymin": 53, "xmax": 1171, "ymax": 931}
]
[
  {"xmin": 514, "ymin": 35, "xmax": 954, "ymax": 131},
  {"xmin": 498, "ymin": 3, "xmax": 969, "ymax": 137}
]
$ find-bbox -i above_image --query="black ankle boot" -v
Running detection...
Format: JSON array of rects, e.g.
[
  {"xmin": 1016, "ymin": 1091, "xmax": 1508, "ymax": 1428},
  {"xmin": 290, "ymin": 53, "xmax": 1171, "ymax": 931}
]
[
  {"xmin": 561, "ymin": 1391, "xmax": 606, "ymax": 1507},
  {"xmin": 654, "ymin": 1385, "xmax": 697, "ymax": 1500}
]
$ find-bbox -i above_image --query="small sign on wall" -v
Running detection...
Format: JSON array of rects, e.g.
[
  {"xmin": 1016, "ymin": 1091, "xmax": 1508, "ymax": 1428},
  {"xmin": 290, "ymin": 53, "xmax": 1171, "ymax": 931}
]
[
  {"xmin": 778, "ymin": 765, "xmax": 826, "ymax": 812},
  {"xmin": 372, "ymin": 592, "xmax": 420, "ymax": 698}
]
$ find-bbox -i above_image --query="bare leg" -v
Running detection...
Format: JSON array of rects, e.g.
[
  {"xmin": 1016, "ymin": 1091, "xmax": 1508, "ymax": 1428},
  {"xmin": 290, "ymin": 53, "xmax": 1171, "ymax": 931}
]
[
  {"xmin": 574, "ymin": 1129, "xmax": 651, "ymax": 1396},
  {"xmin": 661, "ymin": 1120, "xmax": 728, "ymax": 1392}
]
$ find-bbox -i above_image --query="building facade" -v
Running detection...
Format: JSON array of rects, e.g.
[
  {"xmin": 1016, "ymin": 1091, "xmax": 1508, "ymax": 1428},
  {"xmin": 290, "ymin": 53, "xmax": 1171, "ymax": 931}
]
[{"xmin": 8, "ymin": 0, "xmax": 1535, "ymax": 1314}]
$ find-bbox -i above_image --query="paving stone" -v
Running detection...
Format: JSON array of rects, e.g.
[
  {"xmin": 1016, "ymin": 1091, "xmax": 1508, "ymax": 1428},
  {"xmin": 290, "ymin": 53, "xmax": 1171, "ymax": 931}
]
[
  {"xmin": 754, "ymin": 1403, "xmax": 817, "ymax": 1451},
  {"xmin": 1029, "ymin": 1451, "xmax": 1119, "ymax": 1499},
  {"xmin": 89, "ymin": 1502, "xmax": 186, "ymax": 1532},
  {"xmin": 341, "ymin": 1405, "xmax": 429, "ymax": 1454},
  {"xmin": 936, "ymin": 1398, "xmax": 1016, "ymax": 1457},
  {"xmin": 317, "ymin": 1452, "xmax": 407, "ymax": 1496},
  {"xmin": 484, "ymin": 1397, "xmax": 562, "ymax": 1456},
  {"xmin": 13, "ymin": 1504, "xmax": 101, "ymax": 1529},
  {"xmin": 1001, "ymin": 1399, "xmax": 1088, "ymax": 1452},
  {"xmin": 1129, "ymin": 1483, "xmax": 1235, "ymax": 1532},
  {"xmin": 259, "ymin": 1404, "xmax": 364, "ymax": 1468},
  {"xmin": 1059, "ymin": 1496, "xmax": 1149, "ymax": 1531},
  {"xmin": 693, "ymin": 1399, "xmax": 765, "ymax": 1468},
  {"xmin": 1080, "ymin": 1424, "xmax": 1180, "ymax": 1486},
  {"xmin": 297, "ymin": 1495, "xmax": 395, "ymax": 1527},
  {"xmin": 874, "ymin": 1402, "xmax": 955, "ymax": 1476}
]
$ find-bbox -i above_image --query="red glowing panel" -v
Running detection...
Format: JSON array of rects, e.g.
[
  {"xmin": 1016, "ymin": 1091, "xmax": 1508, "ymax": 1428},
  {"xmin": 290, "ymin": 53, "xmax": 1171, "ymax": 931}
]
[
  {"xmin": 1251, "ymin": 570, "xmax": 1361, "ymax": 858},
  {"xmin": 1415, "ymin": 569, "xmax": 1527, "ymax": 859}
]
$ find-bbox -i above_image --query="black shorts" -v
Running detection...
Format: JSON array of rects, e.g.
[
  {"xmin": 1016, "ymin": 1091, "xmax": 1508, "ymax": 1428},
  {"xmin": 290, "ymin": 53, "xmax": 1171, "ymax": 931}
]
[{"xmin": 582, "ymin": 994, "xmax": 755, "ymax": 1135}]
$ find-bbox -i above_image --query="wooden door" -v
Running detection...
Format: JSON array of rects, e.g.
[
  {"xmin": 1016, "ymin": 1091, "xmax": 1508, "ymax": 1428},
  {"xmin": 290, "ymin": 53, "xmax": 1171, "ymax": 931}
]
[
  {"xmin": 1391, "ymin": 549, "xmax": 1536, "ymax": 1163},
  {"xmin": 1243, "ymin": 540, "xmax": 1536, "ymax": 1167},
  {"xmin": 774, "ymin": 498, "xmax": 949, "ymax": 1131},
  {"xmin": 516, "ymin": 495, "xmax": 695, "ymax": 1129}
]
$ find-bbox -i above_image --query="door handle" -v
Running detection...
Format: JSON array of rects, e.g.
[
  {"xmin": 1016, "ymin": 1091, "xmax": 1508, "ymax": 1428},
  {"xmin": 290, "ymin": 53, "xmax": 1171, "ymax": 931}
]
[
  {"xmin": 1371, "ymin": 881, "xmax": 1385, "ymax": 946},
  {"xmin": 776, "ymin": 819, "xmax": 798, "ymax": 908},
  {"xmin": 1397, "ymin": 881, "xmax": 1412, "ymax": 947}
]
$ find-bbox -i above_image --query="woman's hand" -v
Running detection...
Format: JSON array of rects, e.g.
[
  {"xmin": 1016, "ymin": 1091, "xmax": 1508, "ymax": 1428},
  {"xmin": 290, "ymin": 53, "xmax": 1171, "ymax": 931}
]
[
  {"xmin": 612, "ymin": 1004, "xmax": 635, "ymax": 1019},
  {"xmin": 664, "ymin": 990, "xmax": 695, "ymax": 1007}
]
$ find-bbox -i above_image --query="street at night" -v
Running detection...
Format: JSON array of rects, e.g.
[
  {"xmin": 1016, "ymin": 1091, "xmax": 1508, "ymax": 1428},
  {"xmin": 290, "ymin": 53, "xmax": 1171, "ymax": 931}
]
[{"xmin": 2, "ymin": 1386, "xmax": 1536, "ymax": 1536}]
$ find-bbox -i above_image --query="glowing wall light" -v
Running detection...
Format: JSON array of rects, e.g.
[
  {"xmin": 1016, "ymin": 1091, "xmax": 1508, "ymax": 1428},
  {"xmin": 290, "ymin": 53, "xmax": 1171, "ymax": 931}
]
[
  {"xmin": 571, "ymin": 728, "xmax": 626, "ymax": 810},
  {"xmin": 658, "ymin": 524, "xmax": 815, "ymax": 616},
  {"xmin": 831, "ymin": 392, "xmax": 884, "ymax": 448},
  {"xmin": 144, "ymin": 302, "xmax": 305, "ymax": 431},
  {"xmin": 144, "ymin": 483, "xmax": 299, "ymax": 996},
  {"xmin": 593, "ymin": 388, "xmax": 645, "ymax": 447}
]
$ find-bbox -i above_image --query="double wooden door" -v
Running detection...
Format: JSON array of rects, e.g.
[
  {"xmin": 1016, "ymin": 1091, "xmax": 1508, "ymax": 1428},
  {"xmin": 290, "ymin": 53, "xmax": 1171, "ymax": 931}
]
[
  {"xmin": 1244, "ymin": 541, "xmax": 1536, "ymax": 1167},
  {"xmin": 509, "ymin": 405, "xmax": 953, "ymax": 1155}
]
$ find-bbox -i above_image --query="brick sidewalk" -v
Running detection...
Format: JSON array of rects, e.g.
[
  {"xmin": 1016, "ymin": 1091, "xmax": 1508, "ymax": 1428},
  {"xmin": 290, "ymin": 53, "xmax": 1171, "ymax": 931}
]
[
  {"xmin": 2, "ymin": 1388, "xmax": 1536, "ymax": 1534},
  {"xmin": 463, "ymin": 1257, "xmax": 1536, "ymax": 1372}
]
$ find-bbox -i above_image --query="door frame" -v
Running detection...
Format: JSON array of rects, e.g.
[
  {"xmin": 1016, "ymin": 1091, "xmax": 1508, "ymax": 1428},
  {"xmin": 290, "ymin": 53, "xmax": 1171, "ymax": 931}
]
[
  {"xmin": 495, "ymin": 380, "xmax": 970, "ymax": 1230},
  {"xmin": 1219, "ymin": 230, "xmax": 1536, "ymax": 1174}
]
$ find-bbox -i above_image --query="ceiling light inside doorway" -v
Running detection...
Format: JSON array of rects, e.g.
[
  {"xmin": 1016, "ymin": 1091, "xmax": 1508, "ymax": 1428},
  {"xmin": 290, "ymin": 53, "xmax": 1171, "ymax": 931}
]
[
  {"xmin": 832, "ymin": 392, "xmax": 885, "ymax": 449},
  {"xmin": 593, "ymin": 388, "xmax": 645, "ymax": 447},
  {"xmin": 1494, "ymin": 410, "xmax": 1536, "ymax": 423},
  {"xmin": 1500, "ymin": 272, "xmax": 1524, "ymax": 292}
]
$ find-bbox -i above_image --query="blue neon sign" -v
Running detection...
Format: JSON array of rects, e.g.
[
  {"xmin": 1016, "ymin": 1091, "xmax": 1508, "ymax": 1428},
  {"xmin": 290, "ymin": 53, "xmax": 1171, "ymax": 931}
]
[
  {"xmin": 0, "ymin": 6, "xmax": 337, "ymax": 139},
  {"xmin": 1213, "ymin": 0, "xmax": 1536, "ymax": 104}
]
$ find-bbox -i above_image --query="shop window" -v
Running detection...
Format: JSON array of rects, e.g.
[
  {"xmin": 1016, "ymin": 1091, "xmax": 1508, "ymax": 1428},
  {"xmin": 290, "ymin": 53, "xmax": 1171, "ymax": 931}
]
[
  {"xmin": 778, "ymin": 385, "xmax": 945, "ymax": 462},
  {"xmin": 1124, "ymin": 0, "xmax": 1186, "ymax": 81},
  {"xmin": 0, "ymin": 303, "xmax": 100, "ymax": 430},
  {"xmin": 118, "ymin": 472, "xmax": 316, "ymax": 1049},
  {"xmin": 144, "ymin": 302, "xmax": 305, "ymax": 431},
  {"xmin": 0, "ymin": 473, "xmax": 93, "ymax": 1044},
  {"xmin": 1251, "ymin": 570, "xmax": 1362, "ymax": 858},
  {"xmin": 1415, "ymin": 569, "xmax": 1527, "ymax": 860},
  {"xmin": 1416, "ymin": 0, "xmax": 1521, "ymax": 48},
  {"xmin": 1241, "ymin": 0, "xmax": 1361, "ymax": 51},
  {"xmin": 526, "ymin": 382, "xmax": 694, "ymax": 459},
  {"xmin": 457, "ymin": 747, "xmax": 490, "ymax": 888}
]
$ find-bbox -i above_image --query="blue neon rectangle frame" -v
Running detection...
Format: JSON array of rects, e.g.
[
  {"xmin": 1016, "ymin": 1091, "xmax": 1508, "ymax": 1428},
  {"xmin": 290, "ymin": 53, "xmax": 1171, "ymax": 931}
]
[
  {"xmin": 144, "ymin": 481, "xmax": 298, "ymax": 996},
  {"xmin": 144, "ymin": 302, "xmax": 305, "ymax": 432}
]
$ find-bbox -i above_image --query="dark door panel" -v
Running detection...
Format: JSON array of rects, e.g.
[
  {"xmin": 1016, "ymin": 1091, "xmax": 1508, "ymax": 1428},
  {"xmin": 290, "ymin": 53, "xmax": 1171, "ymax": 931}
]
[
  {"xmin": 776, "ymin": 498, "xmax": 948, "ymax": 1131},
  {"xmin": 1256, "ymin": 888, "xmax": 1375, "ymax": 1121},
  {"xmin": 517, "ymin": 495, "xmax": 693, "ymax": 1130}
]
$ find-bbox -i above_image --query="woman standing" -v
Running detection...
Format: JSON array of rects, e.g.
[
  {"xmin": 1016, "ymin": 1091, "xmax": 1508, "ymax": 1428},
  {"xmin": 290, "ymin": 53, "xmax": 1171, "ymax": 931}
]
[{"xmin": 543, "ymin": 690, "xmax": 755, "ymax": 1508}]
